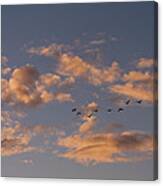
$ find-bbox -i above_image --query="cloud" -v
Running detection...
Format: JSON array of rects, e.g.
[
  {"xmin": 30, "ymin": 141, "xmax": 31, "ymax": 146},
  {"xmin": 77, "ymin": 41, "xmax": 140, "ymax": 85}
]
[
  {"xmin": 2, "ymin": 67, "xmax": 12, "ymax": 76},
  {"xmin": 1, "ymin": 56, "xmax": 12, "ymax": 75},
  {"xmin": 57, "ymin": 54, "xmax": 121, "ymax": 86},
  {"xmin": 27, "ymin": 43, "xmax": 72, "ymax": 58},
  {"xmin": 2, "ymin": 65, "xmax": 73, "ymax": 106},
  {"xmin": 40, "ymin": 73, "xmax": 61, "ymax": 87},
  {"xmin": 40, "ymin": 73, "xmax": 75, "ymax": 87},
  {"xmin": 123, "ymin": 71, "xmax": 153, "ymax": 82},
  {"xmin": 1, "ymin": 111, "xmax": 65, "ymax": 157},
  {"xmin": 7, "ymin": 65, "xmax": 41, "ymax": 105},
  {"xmin": 79, "ymin": 117, "xmax": 97, "ymax": 134},
  {"xmin": 28, "ymin": 44, "xmax": 122, "ymax": 86},
  {"xmin": 1, "ymin": 56, "xmax": 8, "ymax": 64},
  {"xmin": 110, "ymin": 82, "xmax": 154, "ymax": 103},
  {"xmin": 1, "ymin": 123, "xmax": 37, "ymax": 156},
  {"xmin": 54, "ymin": 92, "xmax": 74, "ymax": 102},
  {"xmin": 136, "ymin": 58, "xmax": 155, "ymax": 68},
  {"xmin": 57, "ymin": 130, "xmax": 154, "ymax": 165},
  {"xmin": 1, "ymin": 79, "xmax": 13, "ymax": 104},
  {"xmin": 110, "ymin": 59, "xmax": 157, "ymax": 103},
  {"xmin": 84, "ymin": 101, "xmax": 98, "ymax": 111},
  {"xmin": 89, "ymin": 39, "xmax": 105, "ymax": 45},
  {"xmin": 21, "ymin": 159, "xmax": 34, "ymax": 165}
]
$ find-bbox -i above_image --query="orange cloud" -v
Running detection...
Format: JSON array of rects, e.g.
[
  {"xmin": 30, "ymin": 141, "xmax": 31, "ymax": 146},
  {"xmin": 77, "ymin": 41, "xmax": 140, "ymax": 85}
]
[
  {"xmin": 137, "ymin": 58, "xmax": 155, "ymax": 68},
  {"xmin": 84, "ymin": 101, "xmax": 98, "ymax": 111},
  {"xmin": 57, "ymin": 130, "xmax": 154, "ymax": 165},
  {"xmin": 1, "ymin": 123, "xmax": 37, "ymax": 156},
  {"xmin": 110, "ymin": 82, "xmax": 154, "ymax": 103},
  {"xmin": 1, "ymin": 111, "xmax": 65, "ymax": 157},
  {"xmin": 28, "ymin": 45, "xmax": 121, "ymax": 86},
  {"xmin": 57, "ymin": 54, "xmax": 121, "ymax": 86},
  {"xmin": 27, "ymin": 43, "xmax": 71, "ymax": 58},
  {"xmin": 123, "ymin": 71, "xmax": 153, "ymax": 82},
  {"xmin": 2, "ymin": 65, "xmax": 73, "ymax": 106},
  {"xmin": 79, "ymin": 117, "xmax": 97, "ymax": 134},
  {"xmin": 40, "ymin": 73, "xmax": 75, "ymax": 87},
  {"xmin": 40, "ymin": 73, "xmax": 61, "ymax": 87},
  {"xmin": 54, "ymin": 92, "xmax": 74, "ymax": 103}
]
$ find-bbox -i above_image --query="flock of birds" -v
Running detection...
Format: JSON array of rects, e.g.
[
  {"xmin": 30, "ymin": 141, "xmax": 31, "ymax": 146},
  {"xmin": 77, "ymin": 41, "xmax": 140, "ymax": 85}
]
[{"xmin": 71, "ymin": 99, "xmax": 143, "ymax": 118}]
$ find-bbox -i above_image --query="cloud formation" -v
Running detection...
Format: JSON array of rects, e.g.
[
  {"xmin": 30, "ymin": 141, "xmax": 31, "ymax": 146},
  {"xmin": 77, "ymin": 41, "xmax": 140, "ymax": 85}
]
[
  {"xmin": 40, "ymin": 73, "xmax": 75, "ymax": 87},
  {"xmin": 28, "ymin": 43, "xmax": 72, "ymax": 58},
  {"xmin": 1, "ymin": 111, "xmax": 65, "ymax": 157},
  {"xmin": 110, "ymin": 82, "xmax": 153, "ymax": 103},
  {"xmin": 57, "ymin": 54, "xmax": 121, "ymax": 86},
  {"xmin": 79, "ymin": 117, "xmax": 97, "ymax": 134},
  {"xmin": 1, "ymin": 123, "xmax": 37, "ymax": 156},
  {"xmin": 110, "ymin": 62, "xmax": 156, "ymax": 103},
  {"xmin": 1, "ymin": 56, "xmax": 12, "ymax": 76},
  {"xmin": 137, "ymin": 58, "xmax": 155, "ymax": 69},
  {"xmin": 123, "ymin": 71, "xmax": 153, "ymax": 82},
  {"xmin": 28, "ymin": 44, "xmax": 122, "ymax": 86},
  {"xmin": 2, "ymin": 65, "xmax": 73, "ymax": 106},
  {"xmin": 57, "ymin": 130, "xmax": 154, "ymax": 165}
]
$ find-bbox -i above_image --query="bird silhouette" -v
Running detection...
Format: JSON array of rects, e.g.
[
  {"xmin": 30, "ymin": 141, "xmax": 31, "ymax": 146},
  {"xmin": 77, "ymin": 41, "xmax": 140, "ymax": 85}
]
[
  {"xmin": 72, "ymin": 108, "xmax": 77, "ymax": 112},
  {"xmin": 94, "ymin": 109, "xmax": 98, "ymax": 113},
  {"xmin": 117, "ymin": 108, "xmax": 124, "ymax": 112},
  {"xmin": 88, "ymin": 113, "xmax": 93, "ymax": 118},
  {"xmin": 76, "ymin": 111, "xmax": 81, "ymax": 116},
  {"xmin": 136, "ymin": 100, "xmax": 142, "ymax": 104},
  {"xmin": 107, "ymin": 108, "xmax": 112, "ymax": 112},
  {"xmin": 125, "ymin": 100, "xmax": 130, "ymax": 105}
]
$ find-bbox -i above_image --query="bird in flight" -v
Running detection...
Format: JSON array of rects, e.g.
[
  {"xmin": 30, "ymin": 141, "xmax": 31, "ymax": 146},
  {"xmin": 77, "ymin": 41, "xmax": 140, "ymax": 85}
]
[
  {"xmin": 136, "ymin": 100, "xmax": 142, "ymax": 104},
  {"xmin": 88, "ymin": 113, "xmax": 93, "ymax": 118},
  {"xmin": 107, "ymin": 108, "xmax": 112, "ymax": 112},
  {"xmin": 125, "ymin": 100, "xmax": 130, "ymax": 105},
  {"xmin": 72, "ymin": 108, "xmax": 77, "ymax": 112},
  {"xmin": 76, "ymin": 111, "xmax": 81, "ymax": 116},
  {"xmin": 94, "ymin": 109, "xmax": 98, "ymax": 113},
  {"xmin": 117, "ymin": 108, "xmax": 124, "ymax": 112}
]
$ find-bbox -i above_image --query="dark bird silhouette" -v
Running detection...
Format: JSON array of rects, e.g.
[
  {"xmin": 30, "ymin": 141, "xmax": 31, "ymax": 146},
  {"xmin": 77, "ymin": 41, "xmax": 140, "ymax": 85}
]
[
  {"xmin": 94, "ymin": 109, "xmax": 98, "ymax": 113},
  {"xmin": 88, "ymin": 113, "xmax": 93, "ymax": 118},
  {"xmin": 136, "ymin": 100, "xmax": 142, "ymax": 104},
  {"xmin": 117, "ymin": 108, "xmax": 124, "ymax": 112},
  {"xmin": 125, "ymin": 100, "xmax": 130, "ymax": 105},
  {"xmin": 76, "ymin": 111, "xmax": 81, "ymax": 116},
  {"xmin": 107, "ymin": 109, "xmax": 112, "ymax": 112},
  {"xmin": 72, "ymin": 108, "xmax": 77, "ymax": 112}
]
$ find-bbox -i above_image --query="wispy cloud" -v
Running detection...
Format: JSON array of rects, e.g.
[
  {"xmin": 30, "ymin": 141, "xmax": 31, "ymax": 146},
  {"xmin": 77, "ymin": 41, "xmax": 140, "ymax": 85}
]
[
  {"xmin": 79, "ymin": 116, "xmax": 97, "ymax": 134},
  {"xmin": 110, "ymin": 82, "xmax": 154, "ymax": 103},
  {"xmin": 57, "ymin": 54, "xmax": 121, "ymax": 86},
  {"xmin": 27, "ymin": 43, "xmax": 122, "ymax": 86},
  {"xmin": 136, "ymin": 58, "xmax": 155, "ymax": 69},
  {"xmin": 57, "ymin": 130, "xmax": 154, "ymax": 165},
  {"xmin": 1, "ymin": 56, "xmax": 12, "ymax": 76},
  {"xmin": 1, "ymin": 110, "xmax": 65, "ymax": 157},
  {"xmin": 123, "ymin": 71, "xmax": 153, "ymax": 82}
]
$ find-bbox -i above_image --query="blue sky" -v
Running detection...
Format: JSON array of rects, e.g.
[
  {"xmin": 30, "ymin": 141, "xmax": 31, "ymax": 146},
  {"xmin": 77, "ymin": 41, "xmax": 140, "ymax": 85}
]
[{"xmin": 1, "ymin": 2, "xmax": 157, "ymax": 180}]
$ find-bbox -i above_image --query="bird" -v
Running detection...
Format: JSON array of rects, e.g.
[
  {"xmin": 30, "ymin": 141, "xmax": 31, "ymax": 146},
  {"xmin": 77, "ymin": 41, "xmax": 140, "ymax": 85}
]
[
  {"xmin": 72, "ymin": 108, "xmax": 77, "ymax": 112},
  {"xmin": 117, "ymin": 108, "xmax": 124, "ymax": 112},
  {"xmin": 125, "ymin": 100, "xmax": 130, "ymax": 105},
  {"xmin": 107, "ymin": 108, "xmax": 112, "ymax": 112},
  {"xmin": 136, "ymin": 100, "xmax": 142, "ymax": 104},
  {"xmin": 76, "ymin": 111, "xmax": 81, "ymax": 116},
  {"xmin": 88, "ymin": 113, "xmax": 93, "ymax": 118},
  {"xmin": 94, "ymin": 109, "xmax": 98, "ymax": 113}
]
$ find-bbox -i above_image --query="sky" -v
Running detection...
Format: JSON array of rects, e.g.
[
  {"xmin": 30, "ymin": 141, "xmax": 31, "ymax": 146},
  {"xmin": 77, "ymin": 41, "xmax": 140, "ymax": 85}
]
[{"xmin": 1, "ymin": 2, "xmax": 157, "ymax": 180}]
